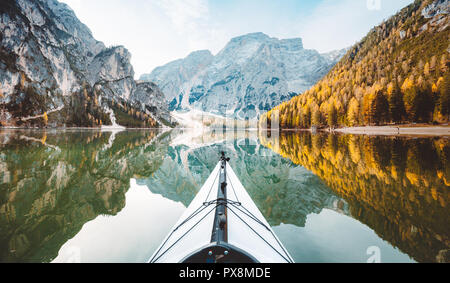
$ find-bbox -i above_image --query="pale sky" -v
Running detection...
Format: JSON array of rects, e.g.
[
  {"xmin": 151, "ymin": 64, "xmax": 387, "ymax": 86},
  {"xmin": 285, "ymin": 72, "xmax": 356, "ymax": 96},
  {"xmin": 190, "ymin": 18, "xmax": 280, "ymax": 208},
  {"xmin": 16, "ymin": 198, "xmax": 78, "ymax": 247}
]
[{"xmin": 59, "ymin": 0, "xmax": 414, "ymax": 78}]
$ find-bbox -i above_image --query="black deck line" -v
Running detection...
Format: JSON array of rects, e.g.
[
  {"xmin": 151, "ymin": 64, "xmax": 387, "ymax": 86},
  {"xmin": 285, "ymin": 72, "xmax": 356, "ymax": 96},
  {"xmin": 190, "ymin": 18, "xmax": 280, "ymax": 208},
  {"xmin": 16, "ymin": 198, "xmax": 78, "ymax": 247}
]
[{"xmin": 210, "ymin": 152, "xmax": 228, "ymax": 244}]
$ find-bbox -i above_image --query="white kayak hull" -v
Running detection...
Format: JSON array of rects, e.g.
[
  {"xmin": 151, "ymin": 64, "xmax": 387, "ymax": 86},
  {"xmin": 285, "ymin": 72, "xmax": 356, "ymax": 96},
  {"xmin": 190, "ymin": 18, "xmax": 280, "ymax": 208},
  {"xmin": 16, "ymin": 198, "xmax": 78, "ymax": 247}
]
[{"xmin": 149, "ymin": 158, "xmax": 294, "ymax": 263}]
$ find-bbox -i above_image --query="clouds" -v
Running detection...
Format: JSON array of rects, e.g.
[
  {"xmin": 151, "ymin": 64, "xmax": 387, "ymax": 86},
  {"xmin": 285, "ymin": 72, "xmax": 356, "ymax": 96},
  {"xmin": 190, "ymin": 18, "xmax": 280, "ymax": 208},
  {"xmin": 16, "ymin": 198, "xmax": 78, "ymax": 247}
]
[
  {"xmin": 156, "ymin": 0, "xmax": 209, "ymax": 32},
  {"xmin": 297, "ymin": 0, "xmax": 413, "ymax": 52},
  {"xmin": 59, "ymin": 0, "xmax": 414, "ymax": 78},
  {"xmin": 155, "ymin": 0, "xmax": 225, "ymax": 53}
]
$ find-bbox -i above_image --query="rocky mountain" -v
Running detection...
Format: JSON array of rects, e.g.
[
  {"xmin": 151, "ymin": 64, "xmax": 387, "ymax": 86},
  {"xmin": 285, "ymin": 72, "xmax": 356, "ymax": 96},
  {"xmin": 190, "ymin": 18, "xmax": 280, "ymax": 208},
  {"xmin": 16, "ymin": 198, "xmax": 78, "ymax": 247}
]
[
  {"xmin": 140, "ymin": 32, "xmax": 347, "ymax": 119},
  {"xmin": 0, "ymin": 0, "xmax": 174, "ymax": 128},
  {"xmin": 132, "ymin": 81, "xmax": 174, "ymax": 127}
]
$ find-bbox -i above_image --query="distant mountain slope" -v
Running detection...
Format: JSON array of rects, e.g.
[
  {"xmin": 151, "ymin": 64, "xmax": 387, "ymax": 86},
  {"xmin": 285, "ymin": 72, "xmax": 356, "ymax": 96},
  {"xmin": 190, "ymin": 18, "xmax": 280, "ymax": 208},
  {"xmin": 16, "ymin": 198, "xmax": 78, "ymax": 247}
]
[
  {"xmin": 0, "ymin": 0, "xmax": 174, "ymax": 128},
  {"xmin": 260, "ymin": 0, "xmax": 449, "ymax": 129},
  {"xmin": 141, "ymin": 32, "xmax": 346, "ymax": 119}
]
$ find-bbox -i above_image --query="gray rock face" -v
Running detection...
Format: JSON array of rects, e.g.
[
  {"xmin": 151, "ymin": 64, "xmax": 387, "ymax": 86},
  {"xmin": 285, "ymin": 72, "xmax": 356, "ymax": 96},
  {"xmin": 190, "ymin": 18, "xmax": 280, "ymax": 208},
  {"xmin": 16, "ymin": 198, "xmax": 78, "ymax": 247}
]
[
  {"xmin": 420, "ymin": 0, "xmax": 449, "ymax": 33},
  {"xmin": 0, "ymin": 0, "xmax": 105, "ymax": 99},
  {"xmin": 141, "ymin": 50, "xmax": 214, "ymax": 107},
  {"xmin": 0, "ymin": 0, "xmax": 172, "ymax": 126},
  {"xmin": 89, "ymin": 46, "xmax": 135, "ymax": 101},
  {"xmin": 421, "ymin": 0, "xmax": 449, "ymax": 19},
  {"xmin": 321, "ymin": 48, "xmax": 350, "ymax": 63},
  {"xmin": 132, "ymin": 81, "xmax": 175, "ymax": 126},
  {"xmin": 141, "ymin": 32, "xmax": 347, "ymax": 119}
]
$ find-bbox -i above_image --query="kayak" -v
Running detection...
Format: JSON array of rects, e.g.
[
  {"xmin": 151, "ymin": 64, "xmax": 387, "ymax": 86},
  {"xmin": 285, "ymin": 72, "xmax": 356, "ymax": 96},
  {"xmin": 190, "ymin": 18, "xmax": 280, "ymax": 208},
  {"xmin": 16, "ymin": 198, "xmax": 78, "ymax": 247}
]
[{"xmin": 149, "ymin": 152, "xmax": 294, "ymax": 263}]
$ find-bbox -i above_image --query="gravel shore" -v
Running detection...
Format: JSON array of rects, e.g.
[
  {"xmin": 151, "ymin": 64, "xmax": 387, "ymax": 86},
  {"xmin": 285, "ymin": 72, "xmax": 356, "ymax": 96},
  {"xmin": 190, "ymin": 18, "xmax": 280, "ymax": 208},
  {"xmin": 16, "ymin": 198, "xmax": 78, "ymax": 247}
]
[{"xmin": 334, "ymin": 126, "xmax": 450, "ymax": 136}]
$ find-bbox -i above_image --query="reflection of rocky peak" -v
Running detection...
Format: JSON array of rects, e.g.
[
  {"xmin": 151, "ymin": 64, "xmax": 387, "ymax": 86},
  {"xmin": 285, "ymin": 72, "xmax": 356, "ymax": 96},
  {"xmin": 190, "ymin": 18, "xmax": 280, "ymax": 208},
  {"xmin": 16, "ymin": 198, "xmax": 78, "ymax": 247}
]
[
  {"xmin": 0, "ymin": 129, "xmax": 171, "ymax": 262},
  {"xmin": 139, "ymin": 133, "xmax": 347, "ymax": 227}
]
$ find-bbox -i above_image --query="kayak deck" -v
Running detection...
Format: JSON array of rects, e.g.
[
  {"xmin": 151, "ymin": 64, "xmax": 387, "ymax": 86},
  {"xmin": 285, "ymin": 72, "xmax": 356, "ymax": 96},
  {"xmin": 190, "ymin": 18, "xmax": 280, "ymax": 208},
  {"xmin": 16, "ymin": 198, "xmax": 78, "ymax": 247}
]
[{"xmin": 149, "ymin": 155, "xmax": 293, "ymax": 263}]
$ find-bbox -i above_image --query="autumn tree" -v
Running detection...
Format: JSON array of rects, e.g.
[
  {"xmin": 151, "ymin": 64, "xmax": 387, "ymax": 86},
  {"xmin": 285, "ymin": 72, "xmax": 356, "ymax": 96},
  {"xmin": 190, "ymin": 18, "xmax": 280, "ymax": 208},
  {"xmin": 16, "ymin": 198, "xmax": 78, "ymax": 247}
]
[
  {"xmin": 430, "ymin": 55, "xmax": 437, "ymax": 74},
  {"xmin": 402, "ymin": 77, "xmax": 419, "ymax": 121},
  {"xmin": 424, "ymin": 62, "xmax": 430, "ymax": 77},
  {"xmin": 362, "ymin": 92, "xmax": 372, "ymax": 125},
  {"xmin": 416, "ymin": 76, "xmax": 434, "ymax": 122},
  {"xmin": 302, "ymin": 106, "xmax": 311, "ymax": 128},
  {"xmin": 440, "ymin": 54, "xmax": 448, "ymax": 74},
  {"xmin": 43, "ymin": 112, "xmax": 48, "ymax": 126},
  {"xmin": 20, "ymin": 73, "xmax": 26, "ymax": 90},
  {"xmin": 327, "ymin": 103, "xmax": 338, "ymax": 128},
  {"xmin": 347, "ymin": 97, "xmax": 360, "ymax": 126},
  {"xmin": 388, "ymin": 81, "xmax": 405, "ymax": 123},
  {"xmin": 311, "ymin": 108, "xmax": 321, "ymax": 127},
  {"xmin": 370, "ymin": 90, "xmax": 389, "ymax": 125},
  {"xmin": 439, "ymin": 72, "xmax": 450, "ymax": 121}
]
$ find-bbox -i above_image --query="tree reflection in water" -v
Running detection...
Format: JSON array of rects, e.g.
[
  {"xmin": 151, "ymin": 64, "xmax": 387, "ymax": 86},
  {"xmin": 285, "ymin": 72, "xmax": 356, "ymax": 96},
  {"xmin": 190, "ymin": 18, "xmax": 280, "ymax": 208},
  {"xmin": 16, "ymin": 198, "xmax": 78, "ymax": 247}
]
[
  {"xmin": 0, "ymin": 130, "xmax": 168, "ymax": 262},
  {"xmin": 260, "ymin": 131, "xmax": 449, "ymax": 263}
]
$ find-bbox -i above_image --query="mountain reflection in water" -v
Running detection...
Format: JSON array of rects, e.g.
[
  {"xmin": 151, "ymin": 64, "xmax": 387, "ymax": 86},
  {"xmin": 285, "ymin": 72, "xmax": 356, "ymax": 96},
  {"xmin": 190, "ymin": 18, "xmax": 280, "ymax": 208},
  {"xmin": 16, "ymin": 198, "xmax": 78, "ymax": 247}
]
[
  {"xmin": 0, "ymin": 129, "xmax": 447, "ymax": 262},
  {"xmin": 0, "ymin": 129, "xmax": 168, "ymax": 262}
]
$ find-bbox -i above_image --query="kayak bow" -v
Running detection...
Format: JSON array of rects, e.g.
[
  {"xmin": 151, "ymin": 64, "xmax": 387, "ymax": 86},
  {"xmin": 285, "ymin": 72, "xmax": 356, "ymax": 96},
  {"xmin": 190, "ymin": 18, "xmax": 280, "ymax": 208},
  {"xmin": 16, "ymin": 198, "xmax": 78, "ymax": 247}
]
[{"xmin": 149, "ymin": 152, "xmax": 294, "ymax": 263}]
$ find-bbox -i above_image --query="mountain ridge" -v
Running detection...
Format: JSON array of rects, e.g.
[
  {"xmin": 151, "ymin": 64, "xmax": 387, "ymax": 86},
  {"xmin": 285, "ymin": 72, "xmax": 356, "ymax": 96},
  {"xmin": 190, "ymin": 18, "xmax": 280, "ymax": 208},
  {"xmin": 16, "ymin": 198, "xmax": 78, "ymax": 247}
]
[{"xmin": 140, "ymin": 32, "xmax": 347, "ymax": 119}]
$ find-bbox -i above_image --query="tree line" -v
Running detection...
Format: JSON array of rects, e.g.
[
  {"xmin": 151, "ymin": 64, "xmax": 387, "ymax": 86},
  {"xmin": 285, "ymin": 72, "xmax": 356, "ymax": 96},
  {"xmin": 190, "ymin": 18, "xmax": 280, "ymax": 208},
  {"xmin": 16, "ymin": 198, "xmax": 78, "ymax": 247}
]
[{"xmin": 260, "ymin": 0, "xmax": 450, "ymax": 129}]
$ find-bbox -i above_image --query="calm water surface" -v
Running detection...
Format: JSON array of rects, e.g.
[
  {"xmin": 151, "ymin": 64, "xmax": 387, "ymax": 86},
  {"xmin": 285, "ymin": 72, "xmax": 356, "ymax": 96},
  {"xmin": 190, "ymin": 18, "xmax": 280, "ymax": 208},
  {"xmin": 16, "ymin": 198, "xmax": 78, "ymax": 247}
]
[{"xmin": 0, "ymin": 129, "xmax": 448, "ymax": 263}]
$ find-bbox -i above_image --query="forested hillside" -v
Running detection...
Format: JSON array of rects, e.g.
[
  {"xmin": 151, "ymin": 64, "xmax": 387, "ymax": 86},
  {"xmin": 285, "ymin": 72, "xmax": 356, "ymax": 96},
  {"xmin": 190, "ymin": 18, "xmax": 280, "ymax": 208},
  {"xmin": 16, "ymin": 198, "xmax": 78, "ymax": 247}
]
[{"xmin": 260, "ymin": 0, "xmax": 449, "ymax": 129}]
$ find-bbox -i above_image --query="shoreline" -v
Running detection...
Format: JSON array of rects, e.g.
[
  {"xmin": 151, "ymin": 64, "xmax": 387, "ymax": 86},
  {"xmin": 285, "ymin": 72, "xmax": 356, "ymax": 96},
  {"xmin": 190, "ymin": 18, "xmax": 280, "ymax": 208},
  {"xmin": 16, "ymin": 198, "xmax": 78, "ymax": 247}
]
[
  {"xmin": 333, "ymin": 125, "xmax": 450, "ymax": 137},
  {"xmin": 0, "ymin": 126, "xmax": 164, "ymax": 131},
  {"xmin": 2, "ymin": 125, "xmax": 450, "ymax": 137}
]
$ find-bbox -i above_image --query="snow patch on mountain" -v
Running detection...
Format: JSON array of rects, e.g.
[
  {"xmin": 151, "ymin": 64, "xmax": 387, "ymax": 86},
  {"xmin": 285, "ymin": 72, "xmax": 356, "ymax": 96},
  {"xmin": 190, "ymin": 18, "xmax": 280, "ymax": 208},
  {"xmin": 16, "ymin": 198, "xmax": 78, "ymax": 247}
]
[{"xmin": 141, "ymin": 32, "xmax": 347, "ymax": 119}]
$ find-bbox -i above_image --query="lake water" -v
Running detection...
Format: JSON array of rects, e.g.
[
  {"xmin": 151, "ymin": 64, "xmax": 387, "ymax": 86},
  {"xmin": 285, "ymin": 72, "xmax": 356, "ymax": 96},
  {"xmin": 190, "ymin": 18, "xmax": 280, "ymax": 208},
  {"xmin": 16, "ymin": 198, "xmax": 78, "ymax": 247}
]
[{"xmin": 0, "ymin": 129, "xmax": 448, "ymax": 263}]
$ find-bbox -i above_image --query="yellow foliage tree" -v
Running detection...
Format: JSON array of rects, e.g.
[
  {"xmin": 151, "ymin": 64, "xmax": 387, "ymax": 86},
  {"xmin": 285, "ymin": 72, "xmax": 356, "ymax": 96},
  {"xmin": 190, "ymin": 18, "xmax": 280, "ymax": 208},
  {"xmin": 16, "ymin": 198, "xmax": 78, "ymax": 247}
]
[
  {"xmin": 43, "ymin": 112, "xmax": 48, "ymax": 125},
  {"xmin": 347, "ymin": 97, "xmax": 360, "ymax": 126},
  {"xmin": 20, "ymin": 73, "xmax": 26, "ymax": 89}
]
